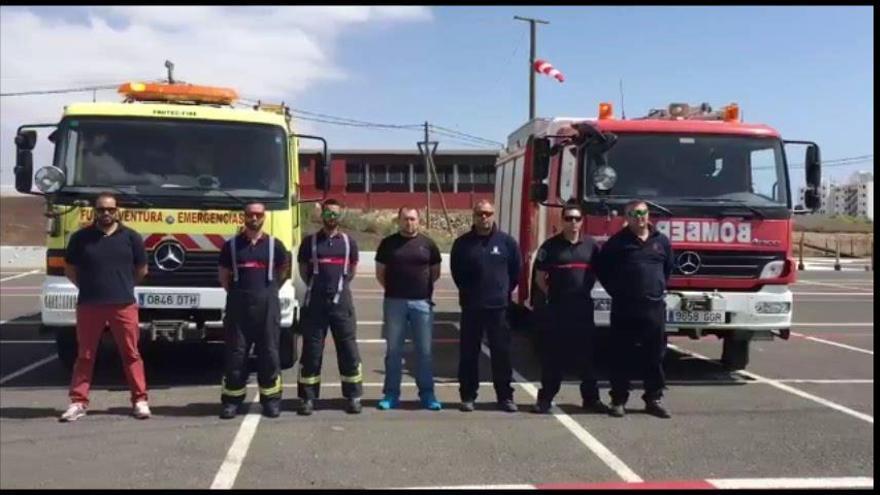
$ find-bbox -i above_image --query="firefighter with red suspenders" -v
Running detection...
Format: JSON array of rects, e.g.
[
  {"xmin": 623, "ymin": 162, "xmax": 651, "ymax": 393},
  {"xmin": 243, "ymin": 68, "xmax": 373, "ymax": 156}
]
[
  {"xmin": 533, "ymin": 201, "xmax": 609, "ymax": 415},
  {"xmin": 218, "ymin": 202, "xmax": 290, "ymax": 419},
  {"xmin": 296, "ymin": 199, "xmax": 363, "ymax": 415}
]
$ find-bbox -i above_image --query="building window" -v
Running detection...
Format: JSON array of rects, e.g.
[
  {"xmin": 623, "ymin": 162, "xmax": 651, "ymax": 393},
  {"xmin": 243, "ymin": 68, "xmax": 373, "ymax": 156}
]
[
  {"xmin": 346, "ymin": 162, "xmax": 366, "ymax": 193},
  {"xmin": 371, "ymin": 164, "xmax": 410, "ymax": 193}
]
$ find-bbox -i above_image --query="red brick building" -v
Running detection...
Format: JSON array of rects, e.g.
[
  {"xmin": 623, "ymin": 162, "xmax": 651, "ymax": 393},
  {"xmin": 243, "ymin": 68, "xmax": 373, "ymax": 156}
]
[{"xmin": 299, "ymin": 149, "xmax": 498, "ymax": 209}]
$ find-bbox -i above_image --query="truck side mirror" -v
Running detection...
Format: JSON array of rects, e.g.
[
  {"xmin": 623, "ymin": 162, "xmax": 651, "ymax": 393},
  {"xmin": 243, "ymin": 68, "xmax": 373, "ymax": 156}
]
[
  {"xmin": 529, "ymin": 183, "xmax": 548, "ymax": 202},
  {"xmin": 14, "ymin": 130, "xmax": 37, "ymax": 194},
  {"xmin": 531, "ymin": 137, "xmax": 551, "ymax": 181},
  {"xmin": 315, "ymin": 152, "xmax": 331, "ymax": 192},
  {"xmin": 804, "ymin": 144, "xmax": 821, "ymax": 211}
]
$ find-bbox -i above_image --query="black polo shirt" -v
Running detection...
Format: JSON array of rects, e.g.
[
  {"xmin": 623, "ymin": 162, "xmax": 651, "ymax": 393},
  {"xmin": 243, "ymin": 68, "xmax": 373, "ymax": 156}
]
[
  {"xmin": 65, "ymin": 223, "xmax": 147, "ymax": 306},
  {"xmin": 297, "ymin": 230, "xmax": 359, "ymax": 296},
  {"xmin": 219, "ymin": 233, "xmax": 289, "ymax": 291},
  {"xmin": 594, "ymin": 227, "xmax": 674, "ymax": 303},
  {"xmin": 535, "ymin": 233, "xmax": 600, "ymax": 303},
  {"xmin": 375, "ymin": 233, "xmax": 442, "ymax": 300}
]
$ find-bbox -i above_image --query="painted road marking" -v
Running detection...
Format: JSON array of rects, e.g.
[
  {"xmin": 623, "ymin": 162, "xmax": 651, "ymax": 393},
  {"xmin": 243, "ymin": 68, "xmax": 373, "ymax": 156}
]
[
  {"xmin": 791, "ymin": 332, "xmax": 874, "ymax": 355},
  {"xmin": 792, "ymin": 292, "xmax": 874, "ymax": 296},
  {"xmin": 452, "ymin": 323, "xmax": 643, "ymax": 483},
  {"xmin": 0, "ymin": 354, "xmax": 58, "ymax": 385},
  {"xmin": 394, "ymin": 477, "xmax": 873, "ymax": 490},
  {"xmin": 792, "ymin": 322, "xmax": 873, "ymax": 327},
  {"xmin": 668, "ymin": 344, "xmax": 873, "ymax": 424},
  {"xmin": 210, "ymin": 394, "xmax": 262, "ymax": 490},
  {"xmin": 796, "ymin": 279, "xmax": 873, "ymax": 291},
  {"xmin": 0, "ymin": 270, "xmax": 40, "ymax": 283}
]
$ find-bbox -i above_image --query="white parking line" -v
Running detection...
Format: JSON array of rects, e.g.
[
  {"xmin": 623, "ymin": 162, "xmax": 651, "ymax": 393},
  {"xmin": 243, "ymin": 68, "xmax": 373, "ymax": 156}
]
[
  {"xmin": 668, "ymin": 344, "xmax": 873, "ymax": 424},
  {"xmin": 792, "ymin": 322, "xmax": 874, "ymax": 327},
  {"xmin": 0, "ymin": 270, "xmax": 41, "ymax": 283},
  {"xmin": 707, "ymin": 476, "xmax": 874, "ymax": 489},
  {"xmin": 265, "ymin": 379, "xmax": 873, "ymax": 388},
  {"xmin": 791, "ymin": 332, "xmax": 874, "ymax": 355},
  {"xmin": 210, "ymin": 394, "xmax": 261, "ymax": 490},
  {"xmin": 452, "ymin": 323, "xmax": 643, "ymax": 483},
  {"xmin": 792, "ymin": 292, "xmax": 874, "ymax": 296},
  {"xmin": 795, "ymin": 280, "xmax": 872, "ymax": 291},
  {"xmin": 0, "ymin": 354, "xmax": 58, "ymax": 385}
]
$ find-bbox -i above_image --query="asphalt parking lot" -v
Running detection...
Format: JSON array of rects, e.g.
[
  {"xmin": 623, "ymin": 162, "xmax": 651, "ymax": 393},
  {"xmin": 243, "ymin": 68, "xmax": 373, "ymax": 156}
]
[{"xmin": 0, "ymin": 267, "xmax": 873, "ymax": 489}]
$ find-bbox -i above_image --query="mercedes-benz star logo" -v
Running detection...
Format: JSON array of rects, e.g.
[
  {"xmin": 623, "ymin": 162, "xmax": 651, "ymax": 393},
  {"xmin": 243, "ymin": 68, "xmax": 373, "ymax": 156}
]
[
  {"xmin": 154, "ymin": 241, "xmax": 186, "ymax": 272},
  {"xmin": 676, "ymin": 251, "xmax": 701, "ymax": 276}
]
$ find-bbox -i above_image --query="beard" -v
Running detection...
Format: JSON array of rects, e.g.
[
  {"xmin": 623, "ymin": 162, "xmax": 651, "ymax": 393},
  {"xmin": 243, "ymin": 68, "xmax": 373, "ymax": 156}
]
[{"xmin": 245, "ymin": 219, "xmax": 264, "ymax": 232}]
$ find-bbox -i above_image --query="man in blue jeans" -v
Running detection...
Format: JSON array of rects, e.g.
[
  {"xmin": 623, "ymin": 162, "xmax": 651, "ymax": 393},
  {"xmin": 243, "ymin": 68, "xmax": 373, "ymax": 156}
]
[{"xmin": 375, "ymin": 206, "xmax": 443, "ymax": 410}]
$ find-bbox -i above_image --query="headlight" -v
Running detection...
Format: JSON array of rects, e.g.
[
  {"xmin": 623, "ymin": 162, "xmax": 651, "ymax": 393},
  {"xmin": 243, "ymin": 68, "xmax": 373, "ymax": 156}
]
[
  {"xmin": 34, "ymin": 166, "xmax": 66, "ymax": 193},
  {"xmin": 592, "ymin": 165, "xmax": 617, "ymax": 191},
  {"xmin": 759, "ymin": 260, "xmax": 786, "ymax": 279},
  {"xmin": 593, "ymin": 299, "xmax": 612, "ymax": 311},
  {"xmin": 755, "ymin": 302, "xmax": 791, "ymax": 314}
]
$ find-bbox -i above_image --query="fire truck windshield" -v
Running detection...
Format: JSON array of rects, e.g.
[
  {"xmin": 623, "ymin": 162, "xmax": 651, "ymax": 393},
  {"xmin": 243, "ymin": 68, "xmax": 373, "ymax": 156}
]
[
  {"xmin": 586, "ymin": 133, "xmax": 790, "ymax": 208},
  {"xmin": 54, "ymin": 117, "xmax": 288, "ymax": 200}
]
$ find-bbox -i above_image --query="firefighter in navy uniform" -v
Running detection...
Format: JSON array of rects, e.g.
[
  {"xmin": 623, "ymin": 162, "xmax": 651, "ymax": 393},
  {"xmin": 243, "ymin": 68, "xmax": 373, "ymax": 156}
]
[
  {"xmin": 532, "ymin": 202, "xmax": 608, "ymax": 414},
  {"xmin": 594, "ymin": 200, "xmax": 674, "ymax": 419},
  {"xmin": 218, "ymin": 202, "xmax": 290, "ymax": 419},
  {"xmin": 296, "ymin": 199, "xmax": 363, "ymax": 415}
]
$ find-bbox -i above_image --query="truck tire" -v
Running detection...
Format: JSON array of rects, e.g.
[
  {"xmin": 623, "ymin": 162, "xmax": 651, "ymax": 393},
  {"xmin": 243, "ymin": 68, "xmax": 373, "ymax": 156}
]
[
  {"xmin": 54, "ymin": 327, "xmax": 78, "ymax": 371},
  {"xmin": 279, "ymin": 325, "xmax": 297, "ymax": 370},
  {"xmin": 721, "ymin": 335, "xmax": 750, "ymax": 371}
]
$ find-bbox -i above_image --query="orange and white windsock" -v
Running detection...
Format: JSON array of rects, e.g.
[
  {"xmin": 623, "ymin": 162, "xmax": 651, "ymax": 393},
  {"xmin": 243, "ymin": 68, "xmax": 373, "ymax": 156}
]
[{"xmin": 534, "ymin": 59, "xmax": 564, "ymax": 83}]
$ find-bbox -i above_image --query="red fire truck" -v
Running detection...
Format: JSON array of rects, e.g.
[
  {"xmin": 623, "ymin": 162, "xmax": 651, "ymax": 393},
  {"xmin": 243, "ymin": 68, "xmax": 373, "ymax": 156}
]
[{"xmin": 496, "ymin": 102, "xmax": 822, "ymax": 370}]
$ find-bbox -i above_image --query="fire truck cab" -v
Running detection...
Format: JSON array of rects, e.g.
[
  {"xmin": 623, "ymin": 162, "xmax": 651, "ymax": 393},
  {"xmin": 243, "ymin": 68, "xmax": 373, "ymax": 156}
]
[
  {"xmin": 13, "ymin": 75, "xmax": 331, "ymax": 369},
  {"xmin": 495, "ymin": 102, "xmax": 822, "ymax": 370}
]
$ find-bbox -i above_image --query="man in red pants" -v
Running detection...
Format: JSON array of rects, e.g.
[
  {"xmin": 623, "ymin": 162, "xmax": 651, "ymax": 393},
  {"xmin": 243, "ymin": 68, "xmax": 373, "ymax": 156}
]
[{"xmin": 60, "ymin": 192, "xmax": 150, "ymax": 422}]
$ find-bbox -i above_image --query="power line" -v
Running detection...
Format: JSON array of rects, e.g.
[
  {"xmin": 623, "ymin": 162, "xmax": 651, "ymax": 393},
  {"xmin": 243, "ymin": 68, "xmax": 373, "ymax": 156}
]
[
  {"xmin": 0, "ymin": 84, "xmax": 121, "ymax": 97},
  {"xmin": 428, "ymin": 124, "xmax": 504, "ymax": 147}
]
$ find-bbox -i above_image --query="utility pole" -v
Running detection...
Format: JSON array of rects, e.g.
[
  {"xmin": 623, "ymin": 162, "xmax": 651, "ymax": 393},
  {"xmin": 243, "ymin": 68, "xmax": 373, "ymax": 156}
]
[
  {"xmin": 514, "ymin": 15, "xmax": 549, "ymax": 121},
  {"xmin": 417, "ymin": 122, "xmax": 438, "ymax": 229}
]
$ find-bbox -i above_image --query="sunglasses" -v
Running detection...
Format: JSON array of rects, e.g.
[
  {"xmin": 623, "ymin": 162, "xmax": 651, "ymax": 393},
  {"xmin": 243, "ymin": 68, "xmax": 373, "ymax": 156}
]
[
  {"xmin": 474, "ymin": 211, "xmax": 494, "ymax": 218},
  {"xmin": 563, "ymin": 216, "xmax": 582, "ymax": 222},
  {"xmin": 627, "ymin": 209, "xmax": 649, "ymax": 218},
  {"xmin": 321, "ymin": 210, "xmax": 341, "ymax": 219},
  {"xmin": 245, "ymin": 211, "xmax": 265, "ymax": 219},
  {"xmin": 95, "ymin": 207, "xmax": 117, "ymax": 214}
]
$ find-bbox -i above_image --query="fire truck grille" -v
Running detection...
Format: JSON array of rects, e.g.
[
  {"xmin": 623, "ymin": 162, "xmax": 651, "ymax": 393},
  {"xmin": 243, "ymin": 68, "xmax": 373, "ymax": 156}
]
[
  {"xmin": 142, "ymin": 251, "xmax": 222, "ymax": 288},
  {"xmin": 675, "ymin": 251, "xmax": 785, "ymax": 279}
]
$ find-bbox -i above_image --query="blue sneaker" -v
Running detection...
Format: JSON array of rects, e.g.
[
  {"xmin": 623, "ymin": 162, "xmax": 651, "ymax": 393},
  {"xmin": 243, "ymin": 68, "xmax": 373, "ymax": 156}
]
[
  {"xmin": 420, "ymin": 393, "xmax": 442, "ymax": 411},
  {"xmin": 377, "ymin": 395, "xmax": 400, "ymax": 410}
]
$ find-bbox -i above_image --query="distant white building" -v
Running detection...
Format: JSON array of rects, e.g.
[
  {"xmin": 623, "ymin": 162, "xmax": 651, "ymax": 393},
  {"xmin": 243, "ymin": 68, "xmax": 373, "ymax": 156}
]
[{"xmin": 799, "ymin": 170, "xmax": 873, "ymax": 220}]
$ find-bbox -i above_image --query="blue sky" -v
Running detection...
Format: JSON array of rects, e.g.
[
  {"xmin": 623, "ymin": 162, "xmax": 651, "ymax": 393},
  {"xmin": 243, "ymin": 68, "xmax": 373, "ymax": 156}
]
[{"xmin": 0, "ymin": 6, "xmax": 873, "ymax": 191}]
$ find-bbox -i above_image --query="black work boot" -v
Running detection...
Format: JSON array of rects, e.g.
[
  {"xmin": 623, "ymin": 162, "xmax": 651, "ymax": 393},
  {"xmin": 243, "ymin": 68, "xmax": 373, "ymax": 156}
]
[
  {"xmin": 644, "ymin": 400, "xmax": 671, "ymax": 418},
  {"xmin": 497, "ymin": 399, "xmax": 518, "ymax": 413},
  {"xmin": 582, "ymin": 399, "xmax": 609, "ymax": 414},
  {"xmin": 297, "ymin": 399, "xmax": 315, "ymax": 416},
  {"xmin": 220, "ymin": 403, "xmax": 239, "ymax": 420},
  {"xmin": 533, "ymin": 399, "xmax": 553, "ymax": 414},
  {"xmin": 345, "ymin": 398, "xmax": 363, "ymax": 414},
  {"xmin": 262, "ymin": 401, "xmax": 281, "ymax": 418},
  {"xmin": 609, "ymin": 403, "xmax": 626, "ymax": 418}
]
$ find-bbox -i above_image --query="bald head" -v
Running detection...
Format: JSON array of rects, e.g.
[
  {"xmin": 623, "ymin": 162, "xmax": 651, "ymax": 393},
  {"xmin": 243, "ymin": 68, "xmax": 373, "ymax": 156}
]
[{"xmin": 472, "ymin": 199, "xmax": 495, "ymax": 235}]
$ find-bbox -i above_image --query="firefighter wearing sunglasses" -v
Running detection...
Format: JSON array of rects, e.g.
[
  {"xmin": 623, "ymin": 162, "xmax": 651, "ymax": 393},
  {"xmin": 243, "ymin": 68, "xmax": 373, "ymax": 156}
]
[
  {"xmin": 594, "ymin": 200, "xmax": 674, "ymax": 419},
  {"xmin": 218, "ymin": 202, "xmax": 290, "ymax": 419},
  {"xmin": 532, "ymin": 201, "xmax": 608, "ymax": 415},
  {"xmin": 296, "ymin": 199, "xmax": 364, "ymax": 415}
]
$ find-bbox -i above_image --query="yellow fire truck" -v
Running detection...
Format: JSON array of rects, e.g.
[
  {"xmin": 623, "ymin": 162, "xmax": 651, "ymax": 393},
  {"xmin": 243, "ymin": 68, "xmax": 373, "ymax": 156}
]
[{"xmin": 13, "ymin": 74, "xmax": 330, "ymax": 369}]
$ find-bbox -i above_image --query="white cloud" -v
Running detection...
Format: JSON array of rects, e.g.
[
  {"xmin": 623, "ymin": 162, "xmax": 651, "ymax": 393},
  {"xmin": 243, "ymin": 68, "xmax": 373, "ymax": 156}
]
[{"xmin": 0, "ymin": 6, "xmax": 432, "ymax": 191}]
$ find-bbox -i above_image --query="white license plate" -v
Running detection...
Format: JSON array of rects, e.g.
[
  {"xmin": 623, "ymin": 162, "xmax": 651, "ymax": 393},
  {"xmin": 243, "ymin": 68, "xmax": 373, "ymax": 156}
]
[
  {"xmin": 138, "ymin": 293, "xmax": 200, "ymax": 308},
  {"xmin": 666, "ymin": 310, "xmax": 725, "ymax": 324}
]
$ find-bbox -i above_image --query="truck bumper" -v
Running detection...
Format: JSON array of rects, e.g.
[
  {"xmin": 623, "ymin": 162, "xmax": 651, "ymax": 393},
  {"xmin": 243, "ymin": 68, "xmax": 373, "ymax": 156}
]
[
  {"xmin": 40, "ymin": 276, "xmax": 297, "ymax": 331},
  {"xmin": 591, "ymin": 284, "xmax": 792, "ymax": 332}
]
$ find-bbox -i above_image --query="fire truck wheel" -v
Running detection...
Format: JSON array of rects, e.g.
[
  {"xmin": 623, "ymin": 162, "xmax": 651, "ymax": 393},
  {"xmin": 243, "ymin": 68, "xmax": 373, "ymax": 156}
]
[
  {"xmin": 721, "ymin": 335, "xmax": 751, "ymax": 371},
  {"xmin": 54, "ymin": 327, "xmax": 78, "ymax": 371}
]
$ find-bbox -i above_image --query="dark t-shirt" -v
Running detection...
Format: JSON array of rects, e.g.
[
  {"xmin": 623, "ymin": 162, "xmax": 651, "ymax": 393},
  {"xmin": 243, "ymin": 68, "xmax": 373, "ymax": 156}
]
[
  {"xmin": 297, "ymin": 230, "xmax": 359, "ymax": 296},
  {"xmin": 65, "ymin": 224, "xmax": 147, "ymax": 306},
  {"xmin": 375, "ymin": 233, "xmax": 442, "ymax": 300},
  {"xmin": 535, "ymin": 233, "xmax": 600, "ymax": 303},
  {"xmin": 218, "ymin": 233, "xmax": 289, "ymax": 291}
]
